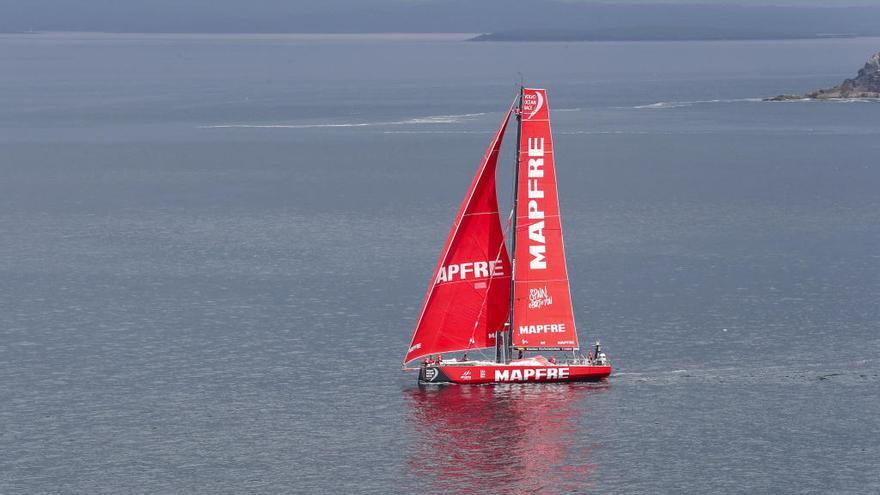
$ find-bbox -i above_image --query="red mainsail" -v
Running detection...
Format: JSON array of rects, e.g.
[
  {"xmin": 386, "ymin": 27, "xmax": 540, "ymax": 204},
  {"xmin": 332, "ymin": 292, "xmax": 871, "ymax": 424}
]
[
  {"xmin": 404, "ymin": 105, "xmax": 514, "ymax": 364},
  {"xmin": 511, "ymin": 88, "xmax": 579, "ymax": 350}
]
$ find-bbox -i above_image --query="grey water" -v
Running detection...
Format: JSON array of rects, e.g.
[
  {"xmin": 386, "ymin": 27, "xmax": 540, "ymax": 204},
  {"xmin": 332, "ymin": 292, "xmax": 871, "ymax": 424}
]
[{"xmin": 1, "ymin": 33, "xmax": 878, "ymax": 494}]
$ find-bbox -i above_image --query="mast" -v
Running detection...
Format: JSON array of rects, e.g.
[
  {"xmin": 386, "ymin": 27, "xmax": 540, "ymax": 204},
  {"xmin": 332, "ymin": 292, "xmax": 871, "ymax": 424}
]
[{"xmin": 498, "ymin": 86, "xmax": 524, "ymax": 364}]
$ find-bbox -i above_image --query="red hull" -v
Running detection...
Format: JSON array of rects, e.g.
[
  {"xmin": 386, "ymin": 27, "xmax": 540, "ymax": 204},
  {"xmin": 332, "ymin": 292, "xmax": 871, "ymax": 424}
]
[{"xmin": 419, "ymin": 363, "xmax": 611, "ymax": 384}]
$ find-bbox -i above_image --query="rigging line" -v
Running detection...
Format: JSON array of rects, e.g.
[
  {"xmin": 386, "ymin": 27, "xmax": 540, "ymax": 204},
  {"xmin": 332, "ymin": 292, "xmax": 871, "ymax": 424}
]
[{"xmin": 465, "ymin": 206, "xmax": 515, "ymax": 352}]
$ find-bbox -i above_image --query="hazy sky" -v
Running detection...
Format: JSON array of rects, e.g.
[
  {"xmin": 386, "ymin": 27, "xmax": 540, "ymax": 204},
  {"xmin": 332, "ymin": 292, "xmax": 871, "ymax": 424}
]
[{"xmin": 2, "ymin": 0, "xmax": 879, "ymax": 33}]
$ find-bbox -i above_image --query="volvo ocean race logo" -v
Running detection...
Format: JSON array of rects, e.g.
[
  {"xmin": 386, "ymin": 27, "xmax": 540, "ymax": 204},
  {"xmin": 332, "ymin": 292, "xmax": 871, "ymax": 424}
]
[
  {"xmin": 424, "ymin": 368, "xmax": 438, "ymax": 381},
  {"xmin": 528, "ymin": 286, "xmax": 553, "ymax": 309},
  {"xmin": 522, "ymin": 91, "xmax": 544, "ymax": 120}
]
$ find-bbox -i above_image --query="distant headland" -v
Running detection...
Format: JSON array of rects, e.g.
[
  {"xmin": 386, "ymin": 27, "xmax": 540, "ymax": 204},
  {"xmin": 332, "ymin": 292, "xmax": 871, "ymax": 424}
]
[
  {"xmin": 469, "ymin": 30, "xmax": 860, "ymax": 43},
  {"xmin": 765, "ymin": 51, "xmax": 880, "ymax": 101}
]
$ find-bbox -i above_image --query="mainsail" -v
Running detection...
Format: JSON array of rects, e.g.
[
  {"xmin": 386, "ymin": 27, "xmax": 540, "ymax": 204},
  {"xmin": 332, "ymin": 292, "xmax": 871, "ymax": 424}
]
[
  {"xmin": 403, "ymin": 105, "xmax": 514, "ymax": 364},
  {"xmin": 511, "ymin": 88, "xmax": 580, "ymax": 350}
]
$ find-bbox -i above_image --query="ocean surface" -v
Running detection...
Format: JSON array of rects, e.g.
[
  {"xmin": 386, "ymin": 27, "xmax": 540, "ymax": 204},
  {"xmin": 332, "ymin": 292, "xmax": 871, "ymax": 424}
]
[{"xmin": 1, "ymin": 33, "xmax": 878, "ymax": 494}]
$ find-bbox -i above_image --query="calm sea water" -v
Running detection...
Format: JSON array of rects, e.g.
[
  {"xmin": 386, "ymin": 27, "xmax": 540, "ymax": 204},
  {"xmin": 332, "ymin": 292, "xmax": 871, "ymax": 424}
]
[{"xmin": 1, "ymin": 33, "xmax": 878, "ymax": 494}]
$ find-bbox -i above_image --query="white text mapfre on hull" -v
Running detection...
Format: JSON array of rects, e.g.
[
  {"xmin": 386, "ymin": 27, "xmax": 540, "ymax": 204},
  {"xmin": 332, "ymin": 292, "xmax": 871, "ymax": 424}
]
[
  {"xmin": 496, "ymin": 367, "xmax": 568, "ymax": 381},
  {"xmin": 403, "ymin": 87, "xmax": 612, "ymax": 384}
]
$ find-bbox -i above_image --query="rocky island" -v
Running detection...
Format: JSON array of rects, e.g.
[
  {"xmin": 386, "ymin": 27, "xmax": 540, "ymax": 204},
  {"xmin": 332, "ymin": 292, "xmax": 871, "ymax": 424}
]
[{"xmin": 766, "ymin": 51, "xmax": 880, "ymax": 101}]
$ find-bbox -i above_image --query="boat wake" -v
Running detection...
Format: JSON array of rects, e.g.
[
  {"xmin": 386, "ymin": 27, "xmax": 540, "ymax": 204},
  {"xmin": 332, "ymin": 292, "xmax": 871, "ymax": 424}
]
[
  {"xmin": 200, "ymin": 112, "xmax": 486, "ymax": 129},
  {"xmin": 633, "ymin": 98, "xmax": 763, "ymax": 109},
  {"xmin": 558, "ymin": 130, "xmax": 654, "ymax": 135},
  {"xmin": 382, "ymin": 130, "xmax": 490, "ymax": 134},
  {"xmin": 614, "ymin": 362, "xmax": 878, "ymax": 386}
]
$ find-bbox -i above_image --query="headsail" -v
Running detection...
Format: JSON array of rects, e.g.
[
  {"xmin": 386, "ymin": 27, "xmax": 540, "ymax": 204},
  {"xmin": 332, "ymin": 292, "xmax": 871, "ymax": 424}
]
[
  {"xmin": 511, "ymin": 88, "xmax": 579, "ymax": 350},
  {"xmin": 404, "ymin": 104, "xmax": 515, "ymax": 365}
]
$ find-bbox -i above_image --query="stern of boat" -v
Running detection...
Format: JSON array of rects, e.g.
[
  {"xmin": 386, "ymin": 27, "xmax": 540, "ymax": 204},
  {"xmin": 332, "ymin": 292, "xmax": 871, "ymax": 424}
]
[{"xmin": 418, "ymin": 365, "xmax": 454, "ymax": 384}]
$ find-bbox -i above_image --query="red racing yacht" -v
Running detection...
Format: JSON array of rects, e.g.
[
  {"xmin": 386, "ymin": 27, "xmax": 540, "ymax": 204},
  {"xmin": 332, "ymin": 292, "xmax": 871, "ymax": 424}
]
[{"xmin": 403, "ymin": 87, "xmax": 612, "ymax": 384}]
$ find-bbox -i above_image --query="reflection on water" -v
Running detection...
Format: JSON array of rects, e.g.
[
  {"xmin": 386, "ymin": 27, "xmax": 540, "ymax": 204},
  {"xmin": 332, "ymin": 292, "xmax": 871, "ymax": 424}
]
[{"xmin": 403, "ymin": 383, "xmax": 609, "ymax": 494}]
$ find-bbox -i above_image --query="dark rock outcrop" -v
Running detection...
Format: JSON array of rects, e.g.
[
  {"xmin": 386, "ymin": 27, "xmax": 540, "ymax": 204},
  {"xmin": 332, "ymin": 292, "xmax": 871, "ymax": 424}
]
[{"xmin": 765, "ymin": 51, "xmax": 880, "ymax": 101}]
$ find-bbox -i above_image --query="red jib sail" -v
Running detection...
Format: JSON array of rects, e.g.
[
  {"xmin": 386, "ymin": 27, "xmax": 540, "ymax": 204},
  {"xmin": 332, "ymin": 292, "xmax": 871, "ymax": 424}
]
[
  {"xmin": 404, "ymin": 105, "xmax": 514, "ymax": 364},
  {"xmin": 511, "ymin": 88, "xmax": 579, "ymax": 350}
]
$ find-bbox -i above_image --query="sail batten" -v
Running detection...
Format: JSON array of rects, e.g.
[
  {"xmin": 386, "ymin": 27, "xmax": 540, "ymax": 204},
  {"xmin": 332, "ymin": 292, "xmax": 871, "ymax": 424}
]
[
  {"xmin": 511, "ymin": 88, "xmax": 580, "ymax": 351},
  {"xmin": 403, "ymin": 103, "xmax": 515, "ymax": 365}
]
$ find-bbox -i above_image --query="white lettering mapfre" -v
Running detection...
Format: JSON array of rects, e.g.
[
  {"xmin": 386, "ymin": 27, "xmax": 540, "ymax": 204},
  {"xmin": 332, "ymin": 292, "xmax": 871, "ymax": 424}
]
[
  {"xmin": 436, "ymin": 260, "xmax": 505, "ymax": 284},
  {"xmin": 519, "ymin": 323, "xmax": 566, "ymax": 335},
  {"xmin": 512, "ymin": 88, "xmax": 580, "ymax": 351},
  {"xmin": 494, "ymin": 367, "xmax": 570, "ymax": 382}
]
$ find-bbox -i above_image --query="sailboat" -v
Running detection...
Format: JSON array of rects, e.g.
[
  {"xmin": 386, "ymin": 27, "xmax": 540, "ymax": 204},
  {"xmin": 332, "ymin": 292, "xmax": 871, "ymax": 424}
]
[{"xmin": 403, "ymin": 87, "xmax": 612, "ymax": 384}]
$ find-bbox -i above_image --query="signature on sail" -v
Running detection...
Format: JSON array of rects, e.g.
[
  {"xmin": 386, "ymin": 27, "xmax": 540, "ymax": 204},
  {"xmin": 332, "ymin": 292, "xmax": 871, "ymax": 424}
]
[{"xmin": 528, "ymin": 286, "xmax": 553, "ymax": 309}]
